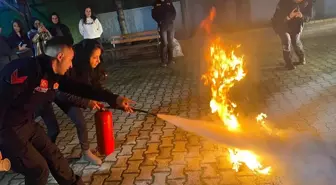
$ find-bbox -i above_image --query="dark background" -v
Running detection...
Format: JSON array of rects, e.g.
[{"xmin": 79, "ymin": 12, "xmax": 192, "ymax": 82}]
[{"xmin": 76, "ymin": 0, "xmax": 180, "ymax": 14}]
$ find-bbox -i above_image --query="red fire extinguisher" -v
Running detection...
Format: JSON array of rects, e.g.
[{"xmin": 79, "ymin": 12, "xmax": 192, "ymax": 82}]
[{"xmin": 94, "ymin": 108, "xmax": 115, "ymax": 156}]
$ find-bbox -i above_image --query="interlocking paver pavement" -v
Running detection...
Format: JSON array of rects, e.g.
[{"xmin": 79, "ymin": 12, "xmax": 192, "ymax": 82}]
[{"xmin": 2, "ymin": 26, "xmax": 336, "ymax": 185}]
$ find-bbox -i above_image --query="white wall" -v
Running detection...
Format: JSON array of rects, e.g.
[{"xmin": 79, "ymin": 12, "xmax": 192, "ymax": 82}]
[
  {"xmin": 325, "ymin": 0, "xmax": 336, "ymax": 17},
  {"xmin": 250, "ymin": 0, "xmax": 278, "ymax": 23}
]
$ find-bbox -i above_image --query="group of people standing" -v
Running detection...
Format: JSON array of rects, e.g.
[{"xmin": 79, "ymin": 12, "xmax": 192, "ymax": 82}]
[
  {"xmin": 0, "ymin": 6, "xmax": 104, "ymax": 60},
  {"xmin": 1, "ymin": 12, "xmax": 72, "ymax": 59}
]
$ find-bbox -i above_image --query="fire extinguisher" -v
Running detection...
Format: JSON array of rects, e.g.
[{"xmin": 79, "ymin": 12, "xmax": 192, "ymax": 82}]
[
  {"xmin": 94, "ymin": 106, "xmax": 156, "ymax": 156},
  {"xmin": 94, "ymin": 107, "xmax": 115, "ymax": 156}
]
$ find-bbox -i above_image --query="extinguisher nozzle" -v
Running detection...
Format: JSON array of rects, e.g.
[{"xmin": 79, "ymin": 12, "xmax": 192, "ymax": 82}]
[{"xmin": 106, "ymin": 107, "xmax": 158, "ymax": 117}]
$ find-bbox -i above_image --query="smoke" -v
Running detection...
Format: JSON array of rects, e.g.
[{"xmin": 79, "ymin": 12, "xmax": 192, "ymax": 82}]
[
  {"xmin": 265, "ymin": 130, "xmax": 336, "ymax": 185},
  {"xmin": 157, "ymin": 114, "xmax": 336, "ymax": 185}
]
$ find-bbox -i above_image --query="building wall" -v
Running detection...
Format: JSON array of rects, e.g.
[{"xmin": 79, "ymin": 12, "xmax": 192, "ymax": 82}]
[
  {"xmin": 97, "ymin": 1, "xmax": 183, "ymax": 43},
  {"xmin": 249, "ymin": 0, "xmax": 336, "ymax": 23},
  {"xmin": 185, "ymin": 0, "xmax": 336, "ymax": 33},
  {"xmin": 1, "ymin": 0, "xmax": 335, "ymax": 44},
  {"xmin": 324, "ymin": 0, "xmax": 336, "ymax": 17},
  {"xmin": 250, "ymin": 0, "xmax": 277, "ymax": 23}
]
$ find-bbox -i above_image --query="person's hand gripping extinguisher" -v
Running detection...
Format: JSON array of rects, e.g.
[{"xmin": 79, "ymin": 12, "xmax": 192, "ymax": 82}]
[{"xmin": 89, "ymin": 96, "xmax": 135, "ymax": 112}]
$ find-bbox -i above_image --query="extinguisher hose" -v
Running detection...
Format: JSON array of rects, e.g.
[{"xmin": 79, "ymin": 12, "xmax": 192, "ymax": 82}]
[
  {"xmin": 130, "ymin": 108, "xmax": 158, "ymax": 116},
  {"xmin": 101, "ymin": 106, "xmax": 157, "ymax": 116}
]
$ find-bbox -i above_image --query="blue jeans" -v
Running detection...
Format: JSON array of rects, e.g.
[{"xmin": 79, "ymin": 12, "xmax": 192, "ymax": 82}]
[
  {"xmin": 159, "ymin": 22, "xmax": 175, "ymax": 64},
  {"xmin": 67, "ymin": 107, "xmax": 89, "ymax": 151},
  {"xmin": 38, "ymin": 103, "xmax": 89, "ymax": 151}
]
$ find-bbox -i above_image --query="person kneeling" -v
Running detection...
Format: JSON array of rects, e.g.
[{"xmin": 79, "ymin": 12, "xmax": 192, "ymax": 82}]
[{"xmin": 38, "ymin": 39, "xmax": 132, "ymax": 165}]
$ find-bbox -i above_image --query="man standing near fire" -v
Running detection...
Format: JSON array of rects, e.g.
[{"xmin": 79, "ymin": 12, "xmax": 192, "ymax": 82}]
[
  {"xmin": 152, "ymin": 0, "xmax": 176, "ymax": 67},
  {"xmin": 272, "ymin": 0, "xmax": 313, "ymax": 70}
]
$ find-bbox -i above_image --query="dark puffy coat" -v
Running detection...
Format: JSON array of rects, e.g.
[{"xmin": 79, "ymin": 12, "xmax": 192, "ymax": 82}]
[
  {"xmin": 151, "ymin": 0, "xmax": 176, "ymax": 25},
  {"xmin": 272, "ymin": 0, "xmax": 313, "ymax": 34}
]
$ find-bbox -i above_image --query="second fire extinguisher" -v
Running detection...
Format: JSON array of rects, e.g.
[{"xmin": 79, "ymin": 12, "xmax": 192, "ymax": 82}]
[{"xmin": 94, "ymin": 108, "xmax": 115, "ymax": 156}]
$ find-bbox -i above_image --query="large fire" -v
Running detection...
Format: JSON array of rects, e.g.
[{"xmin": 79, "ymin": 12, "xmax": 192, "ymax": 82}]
[{"xmin": 201, "ymin": 8, "xmax": 271, "ymax": 175}]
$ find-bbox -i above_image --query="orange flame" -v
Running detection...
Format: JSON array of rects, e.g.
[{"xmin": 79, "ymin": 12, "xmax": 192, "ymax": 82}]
[
  {"xmin": 201, "ymin": 8, "xmax": 271, "ymax": 175},
  {"xmin": 200, "ymin": 7, "xmax": 216, "ymax": 34}
]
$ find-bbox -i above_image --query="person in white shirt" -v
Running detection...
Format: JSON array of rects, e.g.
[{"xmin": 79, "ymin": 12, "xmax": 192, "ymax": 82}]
[{"xmin": 79, "ymin": 6, "xmax": 103, "ymax": 43}]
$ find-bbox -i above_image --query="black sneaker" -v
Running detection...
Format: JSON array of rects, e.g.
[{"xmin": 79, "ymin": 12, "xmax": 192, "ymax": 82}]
[{"xmin": 285, "ymin": 63, "xmax": 296, "ymax": 70}]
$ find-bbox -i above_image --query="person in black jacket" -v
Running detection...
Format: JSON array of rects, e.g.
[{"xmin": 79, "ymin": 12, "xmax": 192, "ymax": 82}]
[
  {"xmin": 7, "ymin": 19, "xmax": 33, "ymax": 58},
  {"xmin": 272, "ymin": 0, "xmax": 313, "ymax": 70},
  {"xmin": 49, "ymin": 12, "xmax": 74, "ymax": 44},
  {"xmin": 38, "ymin": 39, "xmax": 120, "ymax": 165},
  {"xmin": 0, "ymin": 37, "xmax": 134, "ymax": 185},
  {"xmin": 152, "ymin": 0, "xmax": 176, "ymax": 67}
]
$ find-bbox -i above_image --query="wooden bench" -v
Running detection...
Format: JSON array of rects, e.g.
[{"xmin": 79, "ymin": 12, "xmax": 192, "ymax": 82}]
[{"xmin": 109, "ymin": 30, "xmax": 160, "ymax": 61}]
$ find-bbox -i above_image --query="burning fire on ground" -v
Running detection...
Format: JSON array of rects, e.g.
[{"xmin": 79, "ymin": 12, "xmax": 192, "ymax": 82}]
[{"xmin": 201, "ymin": 7, "xmax": 271, "ymax": 175}]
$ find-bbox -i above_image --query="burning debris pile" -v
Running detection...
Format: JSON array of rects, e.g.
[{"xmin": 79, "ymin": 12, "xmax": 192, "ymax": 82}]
[
  {"xmin": 201, "ymin": 7, "xmax": 271, "ymax": 175},
  {"xmin": 201, "ymin": 36, "xmax": 271, "ymax": 175},
  {"xmin": 158, "ymin": 6, "xmax": 336, "ymax": 185}
]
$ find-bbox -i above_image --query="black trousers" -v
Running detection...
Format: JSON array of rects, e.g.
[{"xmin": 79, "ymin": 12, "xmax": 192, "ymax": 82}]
[
  {"xmin": 0, "ymin": 122, "xmax": 84, "ymax": 185},
  {"xmin": 278, "ymin": 31, "xmax": 305, "ymax": 65},
  {"xmin": 37, "ymin": 102, "xmax": 60, "ymax": 143},
  {"xmin": 159, "ymin": 22, "xmax": 175, "ymax": 64}
]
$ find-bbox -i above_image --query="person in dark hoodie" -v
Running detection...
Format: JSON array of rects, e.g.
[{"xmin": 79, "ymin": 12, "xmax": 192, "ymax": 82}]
[
  {"xmin": 49, "ymin": 12, "xmax": 74, "ymax": 44},
  {"xmin": 38, "ymin": 39, "xmax": 128, "ymax": 165},
  {"xmin": 271, "ymin": 0, "xmax": 313, "ymax": 70},
  {"xmin": 0, "ymin": 26, "xmax": 11, "ymax": 58},
  {"xmin": 0, "ymin": 27, "xmax": 13, "ymax": 69},
  {"xmin": 152, "ymin": 0, "xmax": 176, "ymax": 67}
]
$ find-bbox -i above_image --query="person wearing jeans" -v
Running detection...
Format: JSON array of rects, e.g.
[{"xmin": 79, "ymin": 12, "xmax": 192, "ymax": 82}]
[
  {"xmin": 152, "ymin": 0, "xmax": 176, "ymax": 67},
  {"xmin": 38, "ymin": 39, "xmax": 134, "ymax": 165},
  {"xmin": 272, "ymin": 0, "xmax": 313, "ymax": 70}
]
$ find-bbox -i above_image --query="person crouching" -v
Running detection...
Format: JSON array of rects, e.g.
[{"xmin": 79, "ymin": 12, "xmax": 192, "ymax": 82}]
[{"xmin": 271, "ymin": 0, "xmax": 313, "ymax": 70}]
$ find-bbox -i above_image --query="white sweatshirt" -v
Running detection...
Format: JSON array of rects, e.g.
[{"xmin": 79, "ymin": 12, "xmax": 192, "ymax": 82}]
[{"xmin": 79, "ymin": 17, "xmax": 103, "ymax": 39}]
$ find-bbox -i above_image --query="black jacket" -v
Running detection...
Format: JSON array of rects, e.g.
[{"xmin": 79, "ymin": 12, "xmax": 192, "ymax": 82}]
[
  {"xmin": 7, "ymin": 32, "xmax": 32, "ymax": 50},
  {"xmin": 0, "ymin": 36, "xmax": 11, "ymax": 56},
  {"xmin": 272, "ymin": 0, "xmax": 313, "ymax": 34},
  {"xmin": 151, "ymin": 0, "xmax": 176, "ymax": 25},
  {"xmin": 0, "ymin": 55, "xmax": 118, "ymax": 129}
]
